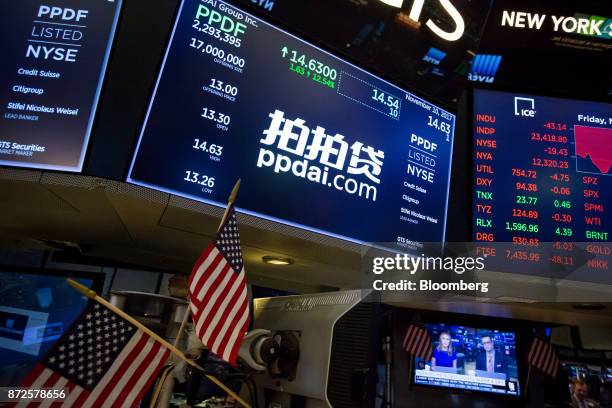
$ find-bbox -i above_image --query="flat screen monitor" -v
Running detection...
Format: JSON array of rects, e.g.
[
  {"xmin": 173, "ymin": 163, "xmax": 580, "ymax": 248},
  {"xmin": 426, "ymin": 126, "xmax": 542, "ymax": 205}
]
[
  {"xmin": 561, "ymin": 362, "xmax": 591, "ymax": 380},
  {"xmin": 0, "ymin": 0, "xmax": 123, "ymax": 172},
  {"xmin": 232, "ymin": 0, "xmax": 494, "ymax": 107},
  {"xmin": 0, "ymin": 269, "xmax": 103, "ymax": 387},
  {"xmin": 475, "ymin": 0, "xmax": 612, "ymax": 101},
  {"xmin": 472, "ymin": 89, "xmax": 611, "ymax": 279},
  {"xmin": 411, "ymin": 323, "xmax": 521, "ymax": 397},
  {"xmin": 127, "ymin": 0, "xmax": 456, "ymax": 252}
]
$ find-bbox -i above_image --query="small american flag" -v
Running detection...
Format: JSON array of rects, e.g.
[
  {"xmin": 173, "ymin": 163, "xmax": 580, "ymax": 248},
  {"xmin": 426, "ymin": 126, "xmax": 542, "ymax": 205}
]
[
  {"xmin": 10, "ymin": 301, "xmax": 170, "ymax": 407},
  {"xmin": 403, "ymin": 324, "xmax": 433, "ymax": 361},
  {"xmin": 527, "ymin": 337, "xmax": 559, "ymax": 377},
  {"xmin": 188, "ymin": 205, "xmax": 250, "ymax": 364}
]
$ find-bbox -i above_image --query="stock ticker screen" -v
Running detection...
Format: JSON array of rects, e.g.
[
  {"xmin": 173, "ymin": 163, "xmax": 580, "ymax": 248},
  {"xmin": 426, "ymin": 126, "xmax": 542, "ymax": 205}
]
[
  {"xmin": 128, "ymin": 0, "xmax": 456, "ymax": 250},
  {"xmin": 472, "ymin": 89, "xmax": 611, "ymax": 278},
  {"xmin": 0, "ymin": 0, "xmax": 122, "ymax": 172}
]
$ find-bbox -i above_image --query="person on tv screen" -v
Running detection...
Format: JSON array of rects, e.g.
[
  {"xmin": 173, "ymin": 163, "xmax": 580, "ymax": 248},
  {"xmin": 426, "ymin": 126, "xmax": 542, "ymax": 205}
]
[
  {"xmin": 476, "ymin": 333, "xmax": 507, "ymax": 375},
  {"xmin": 431, "ymin": 331, "xmax": 456, "ymax": 370},
  {"xmin": 571, "ymin": 379, "xmax": 601, "ymax": 408}
]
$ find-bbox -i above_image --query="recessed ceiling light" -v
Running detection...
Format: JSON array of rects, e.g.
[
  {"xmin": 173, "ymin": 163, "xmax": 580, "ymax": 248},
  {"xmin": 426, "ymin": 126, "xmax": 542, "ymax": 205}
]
[{"xmin": 262, "ymin": 256, "xmax": 294, "ymax": 266}]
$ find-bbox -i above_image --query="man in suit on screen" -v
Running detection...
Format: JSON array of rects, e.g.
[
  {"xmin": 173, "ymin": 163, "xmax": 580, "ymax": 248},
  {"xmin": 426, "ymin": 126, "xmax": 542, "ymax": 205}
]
[
  {"xmin": 476, "ymin": 333, "xmax": 507, "ymax": 376},
  {"xmin": 571, "ymin": 380, "xmax": 601, "ymax": 408}
]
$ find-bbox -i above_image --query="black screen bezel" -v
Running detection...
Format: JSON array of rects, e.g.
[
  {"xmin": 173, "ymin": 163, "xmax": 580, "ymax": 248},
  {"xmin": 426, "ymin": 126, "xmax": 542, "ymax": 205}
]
[
  {"xmin": 394, "ymin": 308, "xmax": 531, "ymax": 402},
  {"xmin": 467, "ymin": 84, "xmax": 612, "ymax": 242}
]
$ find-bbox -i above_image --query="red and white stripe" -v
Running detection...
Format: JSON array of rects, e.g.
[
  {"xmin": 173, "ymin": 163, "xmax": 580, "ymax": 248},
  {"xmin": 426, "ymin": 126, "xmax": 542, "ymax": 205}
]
[
  {"xmin": 189, "ymin": 244, "xmax": 250, "ymax": 364},
  {"xmin": 11, "ymin": 331, "xmax": 170, "ymax": 408},
  {"xmin": 403, "ymin": 324, "xmax": 433, "ymax": 361},
  {"xmin": 527, "ymin": 338, "xmax": 559, "ymax": 377}
]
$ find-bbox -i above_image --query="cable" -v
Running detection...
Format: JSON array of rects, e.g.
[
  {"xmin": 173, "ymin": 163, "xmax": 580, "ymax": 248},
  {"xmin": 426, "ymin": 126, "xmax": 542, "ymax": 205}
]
[
  {"xmin": 249, "ymin": 378, "xmax": 259, "ymax": 408},
  {"xmin": 244, "ymin": 379, "xmax": 255, "ymax": 408},
  {"xmin": 241, "ymin": 376, "xmax": 259, "ymax": 408}
]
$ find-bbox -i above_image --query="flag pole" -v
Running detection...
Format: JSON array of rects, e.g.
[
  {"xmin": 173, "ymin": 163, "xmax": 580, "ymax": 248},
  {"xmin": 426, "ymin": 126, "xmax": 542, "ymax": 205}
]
[
  {"xmin": 525, "ymin": 365, "xmax": 532, "ymax": 399},
  {"xmin": 219, "ymin": 179, "xmax": 241, "ymax": 230},
  {"xmin": 149, "ymin": 179, "xmax": 244, "ymax": 407},
  {"xmin": 170, "ymin": 179, "xmax": 242, "ymax": 353},
  {"xmin": 66, "ymin": 279, "xmax": 251, "ymax": 408},
  {"xmin": 149, "ymin": 365, "xmax": 174, "ymax": 407},
  {"xmin": 407, "ymin": 354, "xmax": 413, "ymax": 388},
  {"xmin": 174, "ymin": 179, "xmax": 240, "ymax": 356}
]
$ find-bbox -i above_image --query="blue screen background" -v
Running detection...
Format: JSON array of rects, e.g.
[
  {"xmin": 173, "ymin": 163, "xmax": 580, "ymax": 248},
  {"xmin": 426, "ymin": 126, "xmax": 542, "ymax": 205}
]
[
  {"xmin": 128, "ymin": 0, "xmax": 455, "ymax": 250},
  {"xmin": 0, "ymin": 272, "xmax": 92, "ymax": 386}
]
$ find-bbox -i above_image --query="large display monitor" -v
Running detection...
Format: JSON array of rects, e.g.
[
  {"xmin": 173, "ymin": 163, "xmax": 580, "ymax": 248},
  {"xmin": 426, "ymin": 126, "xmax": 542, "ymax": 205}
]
[
  {"xmin": 233, "ymin": 0, "xmax": 494, "ymax": 108},
  {"xmin": 475, "ymin": 0, "xmax": 612, "ymax": 101},
  {"xmin": 561, "ymin": 362, "xmax": 591, "ymax": 380},
  {"xmin": 0, "ymin": 0, "xmax": 123, "ymax": 172},
  {"xmin": 128, "ymin": 0, "xmax": 456, "ymax": 251},
  {"xmin": 472, "ymin": 89, "xmax": 611, "ymax": 276},
  {"xmin": 0, "ymin": 269, "xmax": 103, "ymax": 386},
  {"xmin": 411, "ymin": 323, "xmax": 521, "ymax": 397}
]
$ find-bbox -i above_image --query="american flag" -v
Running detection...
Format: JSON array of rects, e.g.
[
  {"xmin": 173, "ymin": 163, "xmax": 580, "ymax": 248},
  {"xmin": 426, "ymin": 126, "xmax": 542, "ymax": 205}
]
[
  {"xmin": 188, "ymin": 205, "xmax": 250, "ymax": 364},
  {"xmin": 9, "ymin": 301, "xmax": 170, "ymax": 407},
  {"xmin": 527, "ymin": 337, "xmax": 559, "ymax": 377},
  {"xmin": 403, "ymin": 324, "xmax": 433, "ymax": 361}
]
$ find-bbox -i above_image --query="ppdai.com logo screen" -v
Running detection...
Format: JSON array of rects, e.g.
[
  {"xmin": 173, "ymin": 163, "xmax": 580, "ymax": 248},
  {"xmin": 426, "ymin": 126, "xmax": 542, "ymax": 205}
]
[{"xmin": 257, "ymin": 110, "xmax": 385, "ymax": 202}]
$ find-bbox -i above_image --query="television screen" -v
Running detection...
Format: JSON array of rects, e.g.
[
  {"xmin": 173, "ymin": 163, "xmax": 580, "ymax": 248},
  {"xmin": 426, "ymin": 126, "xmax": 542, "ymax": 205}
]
[
  {"xmin": 412, "ymin": 323, "xmax": 520, "ymax": 396},
  {"xmin": 0, "ymin": 270, "xmax": 100, "ymax": 386},
  {"xmin": 475, "ymin": 0, "xmax": 612, "ymax": 101},
  {"xmin": 472, "ymin": 89, "xmax": 611, "ymax": 279},
  {"xmin": 128, "ymin": 0, "xmax": 455, "ymax": 251},
  {"xmin": 232, "ymin": 0, "xmax": 494, "ymax": 107},
  {"xmin": 0, "ymin": 0, "xmax": 123, "ymax": 172},
  {"xmin": 561, "ymin": 362, "xmax": 592, "ymax": 380}
]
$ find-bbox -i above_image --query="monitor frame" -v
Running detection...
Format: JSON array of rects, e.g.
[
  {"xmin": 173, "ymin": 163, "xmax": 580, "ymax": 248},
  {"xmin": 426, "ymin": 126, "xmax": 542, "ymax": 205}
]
[
  {"xmin": 467, "ymin": 83, "xmax": 612, "ymax": 243},
  {"xmin": 124, "ymin": 0, "xmax": 458, "ymax": 254},
  {"xmin": 0, "ymin": 0, "xmax": 125, "ymax": 174},
  {"xmin": 0, "ymin": 265, "xmax": 105, "ymax": 294},
  {"xmin": 394, "ymin": 308, "xmax": 530, "ymax": 402}
]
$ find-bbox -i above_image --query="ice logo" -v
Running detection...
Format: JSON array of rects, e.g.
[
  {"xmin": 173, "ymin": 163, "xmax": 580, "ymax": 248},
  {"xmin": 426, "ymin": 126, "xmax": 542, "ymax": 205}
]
[{"xmin": 514, "ymin": 97, "xmax": 536, "ymax": 118}]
